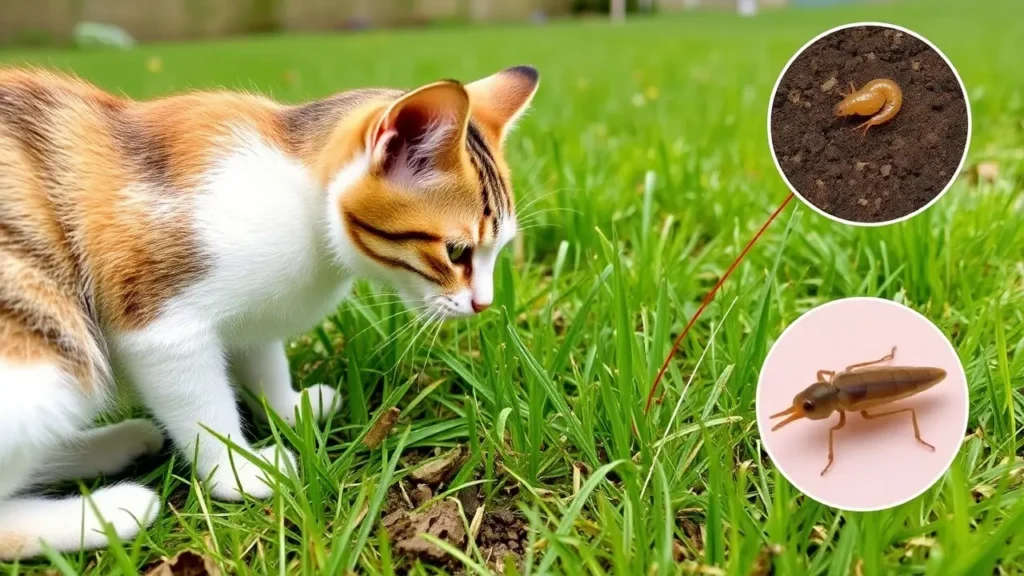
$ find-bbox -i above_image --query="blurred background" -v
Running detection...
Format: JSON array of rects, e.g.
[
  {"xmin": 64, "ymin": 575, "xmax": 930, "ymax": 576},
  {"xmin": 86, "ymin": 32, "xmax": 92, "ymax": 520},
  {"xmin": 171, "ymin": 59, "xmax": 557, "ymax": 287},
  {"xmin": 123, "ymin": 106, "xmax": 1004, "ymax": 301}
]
[
  {"xmin": 5, "ymin": 0, "xmax": 826, "ymax": 46},
  {"xmin": 1, "ymin": 0, "xmax": 1022, "ymax": 574}
]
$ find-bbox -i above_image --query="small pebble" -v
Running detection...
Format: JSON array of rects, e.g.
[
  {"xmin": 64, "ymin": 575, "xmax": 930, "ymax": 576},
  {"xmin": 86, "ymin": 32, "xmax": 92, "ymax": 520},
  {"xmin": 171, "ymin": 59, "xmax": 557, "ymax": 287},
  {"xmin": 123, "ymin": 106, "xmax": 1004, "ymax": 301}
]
[
  {"xmin": 788, "ymin": 89, "xmax": 801, "ymax": 104},
  {"xmin": 855, "ymin": 161, "xmax": 868, "ymax": 171},
  {"xmin": 912, "ymin": 61, "xmax": 922, "ymax": 71},
  {"xmin": 821, "ymin": 77, "xmax": 838, "ymax": 92},
  {"xmin": 858, "ymin": 198, "xmax": 869, "ymax": 206},
  {"xmin": 880, "ymin": 164, "xmax": 892, "ymax": 177}
]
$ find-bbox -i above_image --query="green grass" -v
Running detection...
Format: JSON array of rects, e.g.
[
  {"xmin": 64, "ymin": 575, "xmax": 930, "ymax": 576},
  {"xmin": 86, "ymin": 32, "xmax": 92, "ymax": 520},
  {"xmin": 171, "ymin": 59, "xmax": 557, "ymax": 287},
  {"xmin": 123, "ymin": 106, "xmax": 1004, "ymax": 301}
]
[{"xmin": 3, "ymin": 0, "xmax": 1024, "ymax": 573}]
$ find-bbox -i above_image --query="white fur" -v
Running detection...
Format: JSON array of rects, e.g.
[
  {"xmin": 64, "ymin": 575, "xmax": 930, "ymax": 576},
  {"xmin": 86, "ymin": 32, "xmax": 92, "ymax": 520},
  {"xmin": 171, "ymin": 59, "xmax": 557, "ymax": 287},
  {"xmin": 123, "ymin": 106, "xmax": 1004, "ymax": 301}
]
[
  {"xmin": 110, "ymin": 130, "xmax": 336, "ymax": 501},
  {"xmin": 0, "ymin": 361, "xmax": 161, "ymax": 560},
  {"xmin": 0, "ymin": 484, "xmax": 160, "ymax": 561}
]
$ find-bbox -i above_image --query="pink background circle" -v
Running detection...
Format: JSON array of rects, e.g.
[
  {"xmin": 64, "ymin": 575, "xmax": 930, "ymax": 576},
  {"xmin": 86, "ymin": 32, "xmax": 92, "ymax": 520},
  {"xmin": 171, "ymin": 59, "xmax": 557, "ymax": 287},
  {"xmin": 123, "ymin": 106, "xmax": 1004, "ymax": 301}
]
[{"xmin": 756, "ymin": 297, "xmax": 968, "ymax": 511}]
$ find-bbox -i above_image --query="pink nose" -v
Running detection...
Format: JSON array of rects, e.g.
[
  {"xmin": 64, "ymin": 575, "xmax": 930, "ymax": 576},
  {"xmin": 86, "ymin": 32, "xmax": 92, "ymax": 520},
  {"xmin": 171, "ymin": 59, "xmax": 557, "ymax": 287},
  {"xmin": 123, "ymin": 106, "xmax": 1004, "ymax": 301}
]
[{"xmin": 471, "ymin": 299, "xmax": 491, "ymax": 313}]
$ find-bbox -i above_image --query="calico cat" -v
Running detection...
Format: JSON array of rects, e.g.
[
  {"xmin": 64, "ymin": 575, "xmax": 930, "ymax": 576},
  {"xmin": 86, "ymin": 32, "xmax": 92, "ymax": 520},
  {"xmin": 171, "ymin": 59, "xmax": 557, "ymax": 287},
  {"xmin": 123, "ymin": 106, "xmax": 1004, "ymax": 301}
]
[{"xmin": 0, "ymin": 64, "xmax": 537, "ymax": 559}]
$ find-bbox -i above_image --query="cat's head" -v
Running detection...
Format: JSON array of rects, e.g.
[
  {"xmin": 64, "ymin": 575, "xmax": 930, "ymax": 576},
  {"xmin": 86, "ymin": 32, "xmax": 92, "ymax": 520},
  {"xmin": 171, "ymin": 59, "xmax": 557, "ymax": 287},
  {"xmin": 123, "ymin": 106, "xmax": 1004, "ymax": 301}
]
[{"xmin": 329, "ymin": 66, "xmax": 538, "ymax": 320}]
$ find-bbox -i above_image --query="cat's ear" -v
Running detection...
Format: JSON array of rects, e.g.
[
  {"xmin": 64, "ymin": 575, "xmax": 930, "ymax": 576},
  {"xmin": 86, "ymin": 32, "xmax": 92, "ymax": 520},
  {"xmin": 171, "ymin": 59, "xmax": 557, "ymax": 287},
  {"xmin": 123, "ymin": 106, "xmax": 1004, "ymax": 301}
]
[
  {"xmin": 367, "ymin": 80, "xmax": 470, "ymax": 186},
  {"xmin": 465, "ymin": 65, "xmax": 540, "ymax": 145}
]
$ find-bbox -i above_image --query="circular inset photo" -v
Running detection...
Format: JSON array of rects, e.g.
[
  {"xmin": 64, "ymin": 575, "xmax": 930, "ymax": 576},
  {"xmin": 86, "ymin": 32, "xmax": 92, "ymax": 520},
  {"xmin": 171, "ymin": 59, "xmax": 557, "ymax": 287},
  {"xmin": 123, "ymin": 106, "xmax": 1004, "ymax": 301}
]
[
  {"xmin": 756, "ymin": 297, "xmax": 968, "ymax": 511},
  {"xmin": 768, "ymin": 23, "xmax": 971, "ymax": 226}
]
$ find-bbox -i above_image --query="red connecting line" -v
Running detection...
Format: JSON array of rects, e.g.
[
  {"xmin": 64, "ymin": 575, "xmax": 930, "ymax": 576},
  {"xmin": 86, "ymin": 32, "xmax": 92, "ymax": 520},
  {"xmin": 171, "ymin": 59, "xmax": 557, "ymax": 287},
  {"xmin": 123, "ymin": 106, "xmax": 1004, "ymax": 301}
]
[{"xmin": 643, "ymin": 192, "xmax": 795, "ymax": 414}]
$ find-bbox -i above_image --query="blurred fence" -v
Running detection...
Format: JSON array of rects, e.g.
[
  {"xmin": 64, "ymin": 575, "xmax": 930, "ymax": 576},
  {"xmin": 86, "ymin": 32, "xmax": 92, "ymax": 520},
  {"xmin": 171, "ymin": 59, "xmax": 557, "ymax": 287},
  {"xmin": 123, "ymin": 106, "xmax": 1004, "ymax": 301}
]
[{"xmin": 0, "ymin": 0, "xmax": 785, "ymax": 46}]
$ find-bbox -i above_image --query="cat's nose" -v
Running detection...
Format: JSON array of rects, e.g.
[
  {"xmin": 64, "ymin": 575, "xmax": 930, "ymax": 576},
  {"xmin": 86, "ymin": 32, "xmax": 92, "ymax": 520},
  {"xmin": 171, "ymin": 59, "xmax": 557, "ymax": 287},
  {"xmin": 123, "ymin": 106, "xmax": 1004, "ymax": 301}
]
[{"xmin": 471, "ymin": 299, "xmax": 491, "ymax": 313}]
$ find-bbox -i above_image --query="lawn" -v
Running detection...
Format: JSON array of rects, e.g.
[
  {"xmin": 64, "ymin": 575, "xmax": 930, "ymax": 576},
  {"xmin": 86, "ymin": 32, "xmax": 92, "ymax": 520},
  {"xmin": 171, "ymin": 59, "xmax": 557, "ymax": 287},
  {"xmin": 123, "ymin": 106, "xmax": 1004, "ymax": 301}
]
[{"xmin": 2, "ymin": 0, "xmax": 1023, "ymax": 573}]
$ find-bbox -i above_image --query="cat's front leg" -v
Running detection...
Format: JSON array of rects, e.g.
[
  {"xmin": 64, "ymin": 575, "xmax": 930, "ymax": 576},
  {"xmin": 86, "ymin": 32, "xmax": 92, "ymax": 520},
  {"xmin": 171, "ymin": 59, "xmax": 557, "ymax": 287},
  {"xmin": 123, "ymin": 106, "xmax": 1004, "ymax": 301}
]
[
  {"xmin": 115, "ymin": 329, "xmax": 295, "ymax": 501},
  {"xmin": 231, "ymin": 340, "xmax": 340, "ymax": 426}
]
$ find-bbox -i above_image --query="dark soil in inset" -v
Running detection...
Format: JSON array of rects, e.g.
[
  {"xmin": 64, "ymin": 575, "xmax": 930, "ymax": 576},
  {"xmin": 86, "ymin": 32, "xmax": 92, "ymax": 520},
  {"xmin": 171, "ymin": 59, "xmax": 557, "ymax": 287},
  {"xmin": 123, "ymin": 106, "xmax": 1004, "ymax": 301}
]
[{"xmin": 770, "ymin": 26, "xmax": 968, "ymax": 223}]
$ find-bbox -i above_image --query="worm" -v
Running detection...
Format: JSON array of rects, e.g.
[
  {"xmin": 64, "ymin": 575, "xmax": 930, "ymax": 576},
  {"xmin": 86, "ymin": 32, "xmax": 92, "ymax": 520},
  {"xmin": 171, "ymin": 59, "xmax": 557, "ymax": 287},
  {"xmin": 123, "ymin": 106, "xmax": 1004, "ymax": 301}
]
[{"xmin": 834, "ymin": 79, "xmax": 903, "ymax": 135}]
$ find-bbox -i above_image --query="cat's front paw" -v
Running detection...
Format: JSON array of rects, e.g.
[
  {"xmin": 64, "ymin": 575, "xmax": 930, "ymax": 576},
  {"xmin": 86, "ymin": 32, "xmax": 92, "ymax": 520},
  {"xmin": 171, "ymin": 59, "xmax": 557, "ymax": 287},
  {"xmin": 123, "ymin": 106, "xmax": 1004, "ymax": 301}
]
[
  {"xmin": 206, "ymin": 445, "xmax": 296, "ymax": 501},
  {"xmin": 296, "ymin": 384, "xmax": 341, "ymax": 425}
]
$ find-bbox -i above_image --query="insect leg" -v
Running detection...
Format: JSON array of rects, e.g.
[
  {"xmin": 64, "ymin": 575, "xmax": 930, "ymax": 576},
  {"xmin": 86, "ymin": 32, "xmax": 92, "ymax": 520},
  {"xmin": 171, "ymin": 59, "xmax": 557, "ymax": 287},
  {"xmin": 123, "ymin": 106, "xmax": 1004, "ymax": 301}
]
[
  {"xmin": 845, "ymin": 346, "xmax": 896, "ymax": 372},
  {"xmin": 820, "ymin": 410, "xmax": 847, "ymax": 476},
  {"xmin": 816, "ymin": 370, "xmax": 835, "ymax": 383},
  {"xmin": 860, "ymin": 408, "xmax": 936, "ymax": 451},
  {"xmin": 853, "ymin": 121, "xmax": 873, "ymax": 136}
]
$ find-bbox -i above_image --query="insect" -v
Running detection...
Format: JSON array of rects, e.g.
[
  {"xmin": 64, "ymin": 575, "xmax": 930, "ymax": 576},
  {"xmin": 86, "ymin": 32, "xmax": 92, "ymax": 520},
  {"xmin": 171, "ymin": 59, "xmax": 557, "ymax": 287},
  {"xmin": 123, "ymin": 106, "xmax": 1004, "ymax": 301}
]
[
  {"xmin": 834, "ymin": 78, "xmax": 903, "ymax": 135},
  {"xmin": 769, "ymin": 346, "xmax": 946, "ymax": 475}
]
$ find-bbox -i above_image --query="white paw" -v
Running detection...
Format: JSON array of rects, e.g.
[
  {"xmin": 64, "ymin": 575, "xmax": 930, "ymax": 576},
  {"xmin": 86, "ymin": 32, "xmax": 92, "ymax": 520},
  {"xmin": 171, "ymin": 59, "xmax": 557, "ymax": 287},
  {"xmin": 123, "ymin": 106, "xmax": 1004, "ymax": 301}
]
[
  {"xmin": 85, "ymin": 483, "xmax": 161, "ymax": 539},
  {"xmin": 88, "ymin": 419, "xmax": 165, "ymax": 476},
  {"xmin": 299, "ymin": 384, "xmax": 341, "ymax": 424},
  {"xmin": 206, "ymin": 445, "xmax": 296, "ymax": 501}
]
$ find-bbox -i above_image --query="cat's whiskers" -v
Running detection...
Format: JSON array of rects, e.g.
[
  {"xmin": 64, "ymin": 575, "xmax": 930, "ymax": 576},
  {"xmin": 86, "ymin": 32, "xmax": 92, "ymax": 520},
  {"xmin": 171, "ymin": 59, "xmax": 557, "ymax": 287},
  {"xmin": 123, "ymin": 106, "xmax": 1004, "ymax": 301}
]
[
  {"xmin": 389, "ymin": 307, "xmax": 444, "ymax": 380},
  {"xmin": 416, "ymin": 312, "xmax": 447, "ymax": 382},
  {"xmin": 516, "ymin": 222, "xmax": 564, "ymax": 233},
  {"xmin": 371, "ymin": 305, "xmax": 439, "ymax": 355},
  {"xmin": 518, "ymin": 206, "xmax": 582, "ymax": 224},
  {"xmin": 514, "ymin": 189, "xmax": 560, "ymax": 215},
  {"xmin": 345, "ymin": 302, "xmax": 433, "ymax": 345},
  {"xmin": 515, "ymin": 186, "xmax": 585, "ymax": 214}
]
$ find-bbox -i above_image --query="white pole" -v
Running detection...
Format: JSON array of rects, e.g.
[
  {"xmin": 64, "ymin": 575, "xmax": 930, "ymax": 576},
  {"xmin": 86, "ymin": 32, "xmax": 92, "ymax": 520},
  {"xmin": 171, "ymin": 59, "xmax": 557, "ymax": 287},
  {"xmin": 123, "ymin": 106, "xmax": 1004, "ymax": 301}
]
[{"xmin": 611, "ymin": 0, "xmax": 626, "ymax": 23}]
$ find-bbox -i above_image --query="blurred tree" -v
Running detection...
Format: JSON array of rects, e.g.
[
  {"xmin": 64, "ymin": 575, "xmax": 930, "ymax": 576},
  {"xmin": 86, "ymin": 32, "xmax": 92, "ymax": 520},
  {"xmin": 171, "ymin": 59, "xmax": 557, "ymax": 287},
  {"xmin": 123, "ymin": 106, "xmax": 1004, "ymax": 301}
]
[
  {"xmin": 571, "ymin": 0, "xmax": 641, "ymax": 14},
  {"xmin": 247, "ymin": 0, "xmax": 280, "ymax": 33}
]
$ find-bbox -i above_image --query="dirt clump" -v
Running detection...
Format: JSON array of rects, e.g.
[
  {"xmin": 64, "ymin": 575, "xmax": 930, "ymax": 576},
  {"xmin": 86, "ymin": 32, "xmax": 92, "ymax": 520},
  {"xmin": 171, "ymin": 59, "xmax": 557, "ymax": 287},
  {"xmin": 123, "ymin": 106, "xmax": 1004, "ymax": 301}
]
[
  {"xmin": 380, "ymin": 478, "xmax": 530, "ymax": 572},
  {"xmin": 475, "ymin": 507, "xmax": 529, "ymax": 572},
  {"xmin": 410, "ymin": 445, "xmax": 464, "ymax": 485},
  {"xmin": 383, "ymin": 499, "xmax": 466, "ymax": 563}
]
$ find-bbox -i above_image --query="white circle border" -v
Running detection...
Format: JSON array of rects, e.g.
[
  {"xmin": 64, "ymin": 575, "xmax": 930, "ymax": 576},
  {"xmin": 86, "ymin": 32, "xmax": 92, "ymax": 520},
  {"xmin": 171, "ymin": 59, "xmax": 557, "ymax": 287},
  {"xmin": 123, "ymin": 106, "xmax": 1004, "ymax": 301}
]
[
  {"xmin": 755, "ymin": 297, "xmax": 970, "ymax": 512},
  {"xmin": 766, "ymin": 21, "xmax": 973, "ymax": 228}
]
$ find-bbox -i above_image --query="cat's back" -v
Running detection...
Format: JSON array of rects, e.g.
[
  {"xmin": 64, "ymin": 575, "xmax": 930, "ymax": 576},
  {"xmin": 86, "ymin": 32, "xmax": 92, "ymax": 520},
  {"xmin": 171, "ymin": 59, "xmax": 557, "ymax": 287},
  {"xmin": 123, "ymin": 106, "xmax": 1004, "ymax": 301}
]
[
  {"xmin": 0, "ymin": 68, "xmax": 127, "ymax": 210},
  {"xmin": 0, "ymin": 67, "xmax": 126, "ymax": 152}
]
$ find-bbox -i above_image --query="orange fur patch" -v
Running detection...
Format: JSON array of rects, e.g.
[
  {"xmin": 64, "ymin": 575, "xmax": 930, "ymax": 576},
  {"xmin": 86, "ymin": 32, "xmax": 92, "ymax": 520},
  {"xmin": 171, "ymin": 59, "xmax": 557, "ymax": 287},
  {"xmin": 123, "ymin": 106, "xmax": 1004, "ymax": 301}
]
[{"xmin": 0, "ymin": 531, "xmax": 28, "ymax": 561}]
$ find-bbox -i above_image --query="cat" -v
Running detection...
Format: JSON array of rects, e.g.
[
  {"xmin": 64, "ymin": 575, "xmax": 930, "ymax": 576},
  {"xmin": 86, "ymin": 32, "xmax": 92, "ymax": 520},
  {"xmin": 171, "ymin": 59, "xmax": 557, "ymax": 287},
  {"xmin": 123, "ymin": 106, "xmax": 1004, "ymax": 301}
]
[{"xmin": 0, "ymin": 64, "xmax": 538, "ymax": 560}]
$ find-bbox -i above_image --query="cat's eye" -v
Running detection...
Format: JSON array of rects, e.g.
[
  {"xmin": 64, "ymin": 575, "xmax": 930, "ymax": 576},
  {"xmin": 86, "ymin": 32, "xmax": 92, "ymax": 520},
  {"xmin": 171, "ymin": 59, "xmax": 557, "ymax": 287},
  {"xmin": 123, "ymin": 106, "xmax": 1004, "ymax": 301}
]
[{"xmin": 446, "ymin": 243, "xmax": 470, "ymax": 265}]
